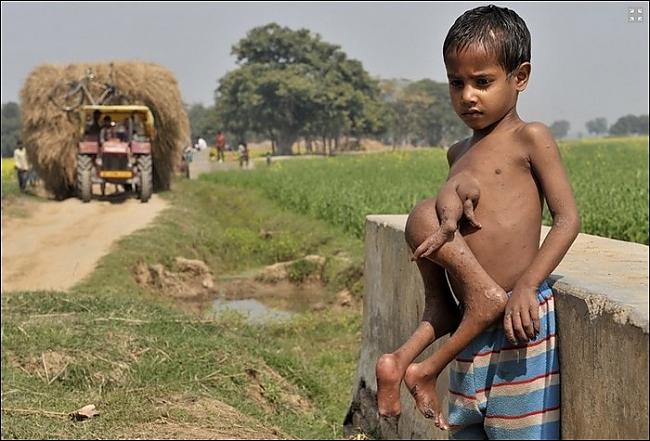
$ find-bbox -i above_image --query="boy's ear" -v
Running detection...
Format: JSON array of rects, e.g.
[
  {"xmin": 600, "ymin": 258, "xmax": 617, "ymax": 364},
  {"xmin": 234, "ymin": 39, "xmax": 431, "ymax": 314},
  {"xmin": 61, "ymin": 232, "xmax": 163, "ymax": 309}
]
[{"xmin": 514, "ymin": 62, "xmax": 531, "ymax": 92}]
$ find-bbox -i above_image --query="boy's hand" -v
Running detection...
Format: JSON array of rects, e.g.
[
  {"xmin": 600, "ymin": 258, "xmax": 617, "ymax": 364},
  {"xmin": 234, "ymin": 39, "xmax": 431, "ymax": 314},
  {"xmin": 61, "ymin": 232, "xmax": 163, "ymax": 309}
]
[{"xmin": 503, "ymin": 286, "xmax": 540, "ymax": 345}]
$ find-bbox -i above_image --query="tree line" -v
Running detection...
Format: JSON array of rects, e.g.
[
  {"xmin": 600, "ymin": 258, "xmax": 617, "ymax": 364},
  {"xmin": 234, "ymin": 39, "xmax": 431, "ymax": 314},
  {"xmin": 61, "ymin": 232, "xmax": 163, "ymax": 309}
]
[{"xmin": 3, "ymin": 23, "xmax": 649, "ymax": 157}]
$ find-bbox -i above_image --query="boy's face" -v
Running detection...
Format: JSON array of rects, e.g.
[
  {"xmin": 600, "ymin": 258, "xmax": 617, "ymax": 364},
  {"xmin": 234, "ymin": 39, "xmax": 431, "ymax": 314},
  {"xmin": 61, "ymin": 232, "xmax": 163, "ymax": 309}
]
[{"xmin": 445, "ymin": 45, "xmax": 530, "ymax": 131}]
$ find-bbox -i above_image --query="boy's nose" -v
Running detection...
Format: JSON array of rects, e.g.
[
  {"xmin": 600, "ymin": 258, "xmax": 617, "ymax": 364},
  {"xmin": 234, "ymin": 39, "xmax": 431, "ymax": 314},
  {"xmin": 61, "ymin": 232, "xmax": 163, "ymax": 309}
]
[{"xmin": 461, "ymin": 86, "xmax": 478, "ymax": 104}]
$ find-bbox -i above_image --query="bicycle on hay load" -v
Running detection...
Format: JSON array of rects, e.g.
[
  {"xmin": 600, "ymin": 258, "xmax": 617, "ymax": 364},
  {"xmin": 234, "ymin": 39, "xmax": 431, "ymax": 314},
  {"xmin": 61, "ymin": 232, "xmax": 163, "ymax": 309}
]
[{"xmin": 49, "ymin": 62, "xmax": 129, "ymax": 111}]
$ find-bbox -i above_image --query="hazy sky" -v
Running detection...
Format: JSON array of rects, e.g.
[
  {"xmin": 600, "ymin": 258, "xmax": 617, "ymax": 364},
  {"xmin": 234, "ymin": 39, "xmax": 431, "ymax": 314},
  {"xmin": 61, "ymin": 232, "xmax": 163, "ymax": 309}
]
[{"xmin": 2, "ymin": 2, "xmax": 648, "ymax": 136}]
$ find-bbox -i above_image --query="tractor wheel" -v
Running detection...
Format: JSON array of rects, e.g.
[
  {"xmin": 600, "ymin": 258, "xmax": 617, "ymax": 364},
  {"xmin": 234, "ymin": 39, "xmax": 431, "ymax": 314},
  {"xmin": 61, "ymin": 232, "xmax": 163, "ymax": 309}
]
[
  {"xmin": 138, "ymin": 155, "xmax": 153, "ymax": 203},
  {"xmin": 77, "ymin": 155, "xmax": 93, "ymax": 203}
]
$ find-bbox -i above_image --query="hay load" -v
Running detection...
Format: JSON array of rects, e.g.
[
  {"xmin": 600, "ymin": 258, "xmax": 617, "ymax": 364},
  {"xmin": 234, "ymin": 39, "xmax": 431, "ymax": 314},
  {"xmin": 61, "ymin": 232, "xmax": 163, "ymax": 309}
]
[{"xmin": 20, "ymin": 61, "xmax": 190, "ymax": 198}]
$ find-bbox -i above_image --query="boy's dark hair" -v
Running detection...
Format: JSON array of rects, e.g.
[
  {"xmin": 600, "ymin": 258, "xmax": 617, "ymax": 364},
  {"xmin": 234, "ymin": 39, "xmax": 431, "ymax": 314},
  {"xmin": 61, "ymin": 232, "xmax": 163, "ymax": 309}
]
[{"xmin": 443, "ymin": 4, "xmax": 531, "ymax": 75}]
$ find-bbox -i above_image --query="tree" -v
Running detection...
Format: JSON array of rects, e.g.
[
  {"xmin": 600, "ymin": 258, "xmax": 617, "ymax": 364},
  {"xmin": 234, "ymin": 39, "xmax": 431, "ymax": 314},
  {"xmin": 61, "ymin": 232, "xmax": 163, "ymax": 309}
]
[
  {"xmin": 1, "ymin": 102, "xmax": 21, "ymax": 158},
  {"xmin": 187, "ymin": 103, "xmax": 220, "ymax": 144},
  {"xmin": 549, "ymin": 120, "xmax": 570, "ymax": 139},
  {"xmin": 609, "ymin": 114, "xmax": 649, "ymax": 136},
  {"xmin": 585, "ymin": 117, "xmax": 608, "ymax": 136},
  {"xmin": 380, "ymin": 79, "xmax": 469, "ymax": 148},
  {"xmin": 215, "ymin": 23, "xmax": 386, "ymax": 155}
]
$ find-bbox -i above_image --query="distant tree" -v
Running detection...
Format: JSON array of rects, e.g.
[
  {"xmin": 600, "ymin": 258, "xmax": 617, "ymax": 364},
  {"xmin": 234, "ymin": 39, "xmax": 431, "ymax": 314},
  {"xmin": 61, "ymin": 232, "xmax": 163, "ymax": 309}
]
[
  {"xmin": 215, "ymin": 23, "xmax": 386, "ymax": 155},
  {"xmin": 549, "ymin": 120, "xmax": 570, "ymax": 139},
  {"xmin": 636, "ymin": 115, "xmax": 650, "ymax": 135},
  {"xmin": 1, "ymin": 101, "xmax": 21, "ymax": 157},
  {"xmin": 187, "ymin": 103, "xmax": 221, "ymax": 144},
  {"xmin": 609, "ymin": 114, "xmax": 649, "ymax": 136},
  {"xmin": 380, "ymin": 79, "xmax": 468, "ymax": 148},
  {"xmin": 585, "ymin": 117, "xmax": 608, "ymax": 136}
]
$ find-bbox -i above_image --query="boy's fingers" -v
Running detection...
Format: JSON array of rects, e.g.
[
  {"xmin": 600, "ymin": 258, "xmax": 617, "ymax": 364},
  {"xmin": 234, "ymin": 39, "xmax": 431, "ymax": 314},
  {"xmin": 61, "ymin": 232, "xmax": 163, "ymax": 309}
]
[
  {"xmin": 503, "ymin": 311, "xmax": 517, "ymax": 344},
  {"xmin": 511, "ymin": 311, "xmax": 528, "ymax": 342},
  {"xmin": 520, "ymin": 310, "xmax": 535, "ymax": 340},
  {"xmin": 529, "ymin": 302, "xmax": 541, "ymax": 335}
]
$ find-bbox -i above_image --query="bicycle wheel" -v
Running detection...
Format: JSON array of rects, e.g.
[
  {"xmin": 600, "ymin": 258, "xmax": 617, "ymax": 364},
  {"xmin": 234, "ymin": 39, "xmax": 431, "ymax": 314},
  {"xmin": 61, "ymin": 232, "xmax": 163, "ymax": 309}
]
[{"xmin": 49, "ymin": 80, "xmax": 84, "ymax": 111}]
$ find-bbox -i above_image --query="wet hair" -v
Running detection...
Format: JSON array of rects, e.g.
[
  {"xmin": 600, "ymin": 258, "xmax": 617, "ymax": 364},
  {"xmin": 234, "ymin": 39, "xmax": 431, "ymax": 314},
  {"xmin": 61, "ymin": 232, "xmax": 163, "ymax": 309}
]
[{"xmin": 443, "ymin": 4, "xmax": 531, "ymax": 76}]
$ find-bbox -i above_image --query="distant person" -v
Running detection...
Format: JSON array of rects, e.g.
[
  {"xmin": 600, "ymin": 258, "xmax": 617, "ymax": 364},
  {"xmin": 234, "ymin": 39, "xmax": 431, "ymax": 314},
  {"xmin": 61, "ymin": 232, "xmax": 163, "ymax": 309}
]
[
  {"xmin": 215, "ymin": 130, "xmax": 226, "ymax": 162},
  {"xmin": 265, "ymin": 152, "xmax": 272, "ymax": 166},
  {"xmin": 183, "ymin": 144, "xmax": 194, "ymax": 178},
  {"xmin": 195, "ymin": 137, "xmax": 208, "ymax": 151},
  {"xmin": 237, "ymin": 141, "xmax": 249, "ymax": 168},
  {"xmin": 13, "ymin": 140, "xmax": 30, "ymax": 193}
]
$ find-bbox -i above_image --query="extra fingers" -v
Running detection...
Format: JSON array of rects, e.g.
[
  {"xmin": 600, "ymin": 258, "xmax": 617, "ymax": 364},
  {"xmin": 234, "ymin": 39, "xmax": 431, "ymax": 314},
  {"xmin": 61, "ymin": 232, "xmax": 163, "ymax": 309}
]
[
  {"xmin": 411, "ymin": 233, "xmax": 443, "ymax": 261},
  {"xmin": 411, "ymin": 240, "xmax": 429, "ymax": 261},
  {"xmin": 463, "ymin": 199, "xmax": 482, "ymax": 229}
]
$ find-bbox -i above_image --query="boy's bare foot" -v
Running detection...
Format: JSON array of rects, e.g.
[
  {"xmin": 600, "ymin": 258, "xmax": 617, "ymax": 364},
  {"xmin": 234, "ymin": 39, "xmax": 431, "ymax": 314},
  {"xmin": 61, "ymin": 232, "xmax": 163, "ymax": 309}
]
[
  {"xmin": 376, "ymin": 353, "xmax": 404, "ymax": 416},
  {"xmin": 404, "ymin": 363, "xmax": 449, "ymax": 430}
]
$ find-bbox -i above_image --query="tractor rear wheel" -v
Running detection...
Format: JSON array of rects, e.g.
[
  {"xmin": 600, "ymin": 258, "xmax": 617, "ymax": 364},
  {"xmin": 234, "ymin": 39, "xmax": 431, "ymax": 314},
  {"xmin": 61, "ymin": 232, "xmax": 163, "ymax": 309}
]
[
  {"xmin": 77, "ymin": 155, "xmax": 93, "ymax": 203},
  {"xmin": 138, "ymin": 155, "xmax": 153, "ymax": 203}
]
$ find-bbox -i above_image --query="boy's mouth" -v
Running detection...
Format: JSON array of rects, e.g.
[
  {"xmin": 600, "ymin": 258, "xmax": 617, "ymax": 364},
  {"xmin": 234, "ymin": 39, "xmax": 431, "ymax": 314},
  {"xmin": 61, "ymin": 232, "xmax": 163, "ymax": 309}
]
[{"xmin": 462, "ymin": 110, "xmax": 483, "ymax": 118}]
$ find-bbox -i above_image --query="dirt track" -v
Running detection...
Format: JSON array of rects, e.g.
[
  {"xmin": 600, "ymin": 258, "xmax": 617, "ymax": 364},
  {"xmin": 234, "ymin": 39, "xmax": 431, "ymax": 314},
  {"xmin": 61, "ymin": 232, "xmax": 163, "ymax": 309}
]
[{"xmin": 1, "ymin": 194, "xmax": 168, "ymax": 292}]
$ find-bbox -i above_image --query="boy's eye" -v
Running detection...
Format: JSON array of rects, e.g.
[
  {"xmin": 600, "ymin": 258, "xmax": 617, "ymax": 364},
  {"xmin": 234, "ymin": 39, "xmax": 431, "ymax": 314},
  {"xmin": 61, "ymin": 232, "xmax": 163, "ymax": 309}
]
[
  {"xmin": 449, "ymin": 80, "xmax": 463, "ymax": 89},
  {"xmin": 476, "ymin": 78, "xmax": 491, "ymax": 87}
]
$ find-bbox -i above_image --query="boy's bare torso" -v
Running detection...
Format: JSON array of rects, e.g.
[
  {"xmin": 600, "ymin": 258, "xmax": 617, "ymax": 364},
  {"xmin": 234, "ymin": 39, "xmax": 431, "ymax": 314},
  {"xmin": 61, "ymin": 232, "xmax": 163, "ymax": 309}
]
[{"xmin": 448, "ymin": 123, "xmax": 543, "ymax": 293}]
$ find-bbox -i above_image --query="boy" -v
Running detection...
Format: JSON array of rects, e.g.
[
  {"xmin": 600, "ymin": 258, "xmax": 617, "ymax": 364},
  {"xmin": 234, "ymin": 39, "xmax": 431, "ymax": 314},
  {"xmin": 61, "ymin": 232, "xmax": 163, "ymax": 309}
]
[{"xmin": 375, "ymin": 5, "xmax": 580, "ymax": 439}]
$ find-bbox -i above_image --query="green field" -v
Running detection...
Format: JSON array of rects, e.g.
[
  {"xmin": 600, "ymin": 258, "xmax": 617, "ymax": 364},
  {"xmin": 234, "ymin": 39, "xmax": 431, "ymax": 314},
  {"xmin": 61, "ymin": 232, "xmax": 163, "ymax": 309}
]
[
  {"xmin": 209, "ymin": 137, "xmax": 649, "ymax": 245},
  {"xmin": 2, "ymin": 157, "xmax": 18, "ymax": 198}
]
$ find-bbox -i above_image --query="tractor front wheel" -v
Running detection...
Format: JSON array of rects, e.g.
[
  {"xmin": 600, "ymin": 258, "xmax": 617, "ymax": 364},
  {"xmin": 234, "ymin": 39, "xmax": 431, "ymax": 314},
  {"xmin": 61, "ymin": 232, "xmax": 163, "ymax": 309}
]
[
  {"xmin": 138, "ymin": 155, "xmax": 153, "ymax": 203},
  {"xmin": 77, "ymin": 155, "xmax": 93, "ymax": 203}
]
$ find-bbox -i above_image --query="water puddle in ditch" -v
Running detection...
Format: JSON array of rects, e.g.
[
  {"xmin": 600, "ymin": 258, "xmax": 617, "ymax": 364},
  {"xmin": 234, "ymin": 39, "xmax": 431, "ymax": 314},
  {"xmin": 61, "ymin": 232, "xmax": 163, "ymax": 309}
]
[{"xmin": 211, "ymin": 278, "xmax": 330, "ymax": 325}]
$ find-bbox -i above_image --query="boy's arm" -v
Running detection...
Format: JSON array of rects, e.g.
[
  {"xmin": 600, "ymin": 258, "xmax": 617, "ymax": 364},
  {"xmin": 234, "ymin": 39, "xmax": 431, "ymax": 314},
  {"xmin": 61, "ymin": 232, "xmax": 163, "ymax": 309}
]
[{"xmin": 503, "ymin": 123, "xmax": 581, "ymax": 344}]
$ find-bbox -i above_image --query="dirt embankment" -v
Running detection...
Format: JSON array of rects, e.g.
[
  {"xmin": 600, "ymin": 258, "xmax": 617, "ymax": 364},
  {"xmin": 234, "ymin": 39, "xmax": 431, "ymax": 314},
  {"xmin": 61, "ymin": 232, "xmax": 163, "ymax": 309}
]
[{"xmin": 1, "ymin": 195, "xmax": 168, "ymax": 292}]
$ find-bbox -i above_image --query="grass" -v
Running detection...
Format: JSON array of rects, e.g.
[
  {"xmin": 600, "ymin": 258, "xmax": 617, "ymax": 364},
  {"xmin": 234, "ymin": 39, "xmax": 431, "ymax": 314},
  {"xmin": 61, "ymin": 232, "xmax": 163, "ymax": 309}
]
[
  {"xmin": 210, "ymin": 136, "xmax": 649, "ymax": 244},
  {"xmin": 1, "ymin": 177, "xmax": 365, "ymax": 440},
  {"xmin": 2, "ymin": 157, "xmax": 19, "ymax": 198}
]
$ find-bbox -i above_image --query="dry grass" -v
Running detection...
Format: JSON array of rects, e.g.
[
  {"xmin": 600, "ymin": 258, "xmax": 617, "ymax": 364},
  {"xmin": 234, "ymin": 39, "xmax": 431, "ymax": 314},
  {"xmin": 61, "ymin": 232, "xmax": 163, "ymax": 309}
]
[{"xmin": 20, "ymin": 61, "xmax": 190, "ymax": 198}]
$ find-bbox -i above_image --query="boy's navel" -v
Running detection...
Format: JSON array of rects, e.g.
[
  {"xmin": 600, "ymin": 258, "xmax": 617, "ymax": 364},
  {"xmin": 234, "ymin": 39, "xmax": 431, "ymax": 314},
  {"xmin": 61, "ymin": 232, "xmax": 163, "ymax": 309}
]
[{"xmin": 495, "ymin": 168, "xmax": 502, "ymax": 175}]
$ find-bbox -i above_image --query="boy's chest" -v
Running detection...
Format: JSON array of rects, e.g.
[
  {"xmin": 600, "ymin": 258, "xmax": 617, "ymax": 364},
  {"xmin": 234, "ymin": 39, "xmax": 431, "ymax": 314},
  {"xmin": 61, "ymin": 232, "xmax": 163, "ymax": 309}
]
[{"xmin": 450, "ymin": 140, "xmax": 530, "ymax": 182}]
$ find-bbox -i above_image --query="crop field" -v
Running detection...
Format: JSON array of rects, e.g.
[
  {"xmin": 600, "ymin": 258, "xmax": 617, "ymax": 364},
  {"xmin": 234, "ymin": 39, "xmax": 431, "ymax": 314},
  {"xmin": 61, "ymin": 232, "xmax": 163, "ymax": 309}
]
[{"xmin": 208, "ymin": 137, "xmax": 649, "ymax": 245}]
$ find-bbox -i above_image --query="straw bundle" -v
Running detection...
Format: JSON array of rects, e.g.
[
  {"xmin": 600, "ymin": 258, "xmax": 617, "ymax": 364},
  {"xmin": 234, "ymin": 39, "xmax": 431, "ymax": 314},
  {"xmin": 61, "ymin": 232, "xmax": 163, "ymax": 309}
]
[{"xmin": 20, "ymin": 61, "xmax": 190, "ymax": 198}]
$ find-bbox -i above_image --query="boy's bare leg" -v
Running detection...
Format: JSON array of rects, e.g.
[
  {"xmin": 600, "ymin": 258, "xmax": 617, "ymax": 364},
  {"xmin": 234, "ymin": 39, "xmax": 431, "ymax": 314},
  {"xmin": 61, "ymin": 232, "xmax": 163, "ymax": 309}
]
[
  {"xmin": 402, "ymin": 198, "xmax": 508, "ymax": 429},
  {"xmin": 376, "ymin": 258, "xmax": 461, "ymax": 417}
]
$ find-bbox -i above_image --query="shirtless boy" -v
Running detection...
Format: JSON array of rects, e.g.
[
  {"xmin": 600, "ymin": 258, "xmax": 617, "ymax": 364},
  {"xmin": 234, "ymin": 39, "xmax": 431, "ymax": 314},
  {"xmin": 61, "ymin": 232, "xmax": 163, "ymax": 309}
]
[{"xmin": 375, "ymin": 5, "xmax": 580, "ymax": 439}]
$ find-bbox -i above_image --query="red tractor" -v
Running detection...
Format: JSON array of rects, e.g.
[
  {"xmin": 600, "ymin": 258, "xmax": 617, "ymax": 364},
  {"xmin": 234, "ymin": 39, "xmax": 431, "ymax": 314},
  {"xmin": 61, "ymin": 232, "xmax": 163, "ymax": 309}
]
[{"xmin": 77, "ymin": 105, "xmax": 154, "ymax": 202}]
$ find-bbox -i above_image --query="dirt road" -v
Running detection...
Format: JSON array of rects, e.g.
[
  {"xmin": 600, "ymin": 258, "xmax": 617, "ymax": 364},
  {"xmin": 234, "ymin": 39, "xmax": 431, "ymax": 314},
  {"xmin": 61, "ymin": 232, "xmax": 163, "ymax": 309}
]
[{"xmin": 1, "ymin": 194, "xmax": 168, "ymax": 292}]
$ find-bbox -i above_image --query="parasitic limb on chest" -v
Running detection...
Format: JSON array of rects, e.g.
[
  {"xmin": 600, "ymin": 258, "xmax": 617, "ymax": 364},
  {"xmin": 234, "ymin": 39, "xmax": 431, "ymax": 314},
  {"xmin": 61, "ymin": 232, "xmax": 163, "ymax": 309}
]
[{"xmin": 411, "ymin": 173, "xmax": 482, "ymax": 260}]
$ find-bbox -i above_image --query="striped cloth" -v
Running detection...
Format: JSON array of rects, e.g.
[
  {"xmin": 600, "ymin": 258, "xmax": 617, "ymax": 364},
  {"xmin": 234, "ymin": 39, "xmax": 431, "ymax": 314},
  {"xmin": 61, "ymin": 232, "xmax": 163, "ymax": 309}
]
[{"xmin": 448, "ymin": 281, "xmax": 560, "ymax": 440}]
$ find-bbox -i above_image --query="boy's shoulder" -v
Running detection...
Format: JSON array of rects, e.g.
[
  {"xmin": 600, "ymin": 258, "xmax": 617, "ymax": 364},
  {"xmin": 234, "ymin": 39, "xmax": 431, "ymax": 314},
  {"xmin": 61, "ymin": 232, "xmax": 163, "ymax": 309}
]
[
  {"xmin": 514, "ymin": 121, "xmax": 557, "ymax": 150},
  {"xmin": 446, "ymin": 138, "xmax": 470, "ymax": 166}
]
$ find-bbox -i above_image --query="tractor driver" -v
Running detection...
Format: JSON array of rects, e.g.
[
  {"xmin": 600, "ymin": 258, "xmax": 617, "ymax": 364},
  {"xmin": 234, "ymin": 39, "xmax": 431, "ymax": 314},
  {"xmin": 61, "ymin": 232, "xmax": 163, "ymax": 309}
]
[{"xmin": 99, "ymin": 115, "xmax": 117, "ymax": 145}]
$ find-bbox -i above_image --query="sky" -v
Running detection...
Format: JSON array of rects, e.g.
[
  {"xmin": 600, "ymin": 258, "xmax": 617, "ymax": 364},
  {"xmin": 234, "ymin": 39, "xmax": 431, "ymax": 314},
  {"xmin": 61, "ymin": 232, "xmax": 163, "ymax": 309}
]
[{"xmin": 2, "ymin": 1, "xmax": 649, "ymax": 137}]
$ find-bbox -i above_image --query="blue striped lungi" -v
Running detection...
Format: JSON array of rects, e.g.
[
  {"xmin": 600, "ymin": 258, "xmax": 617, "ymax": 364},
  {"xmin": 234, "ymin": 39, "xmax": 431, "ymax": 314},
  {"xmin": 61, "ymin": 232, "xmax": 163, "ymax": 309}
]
[{"xmin": 448, "ymin": 281, "xmax": 560, "ymax": 440}]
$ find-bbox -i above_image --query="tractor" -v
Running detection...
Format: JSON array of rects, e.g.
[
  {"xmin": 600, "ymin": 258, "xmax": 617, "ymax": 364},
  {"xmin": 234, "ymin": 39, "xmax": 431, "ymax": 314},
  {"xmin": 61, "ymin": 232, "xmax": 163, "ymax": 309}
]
[{"xmin": 77, "ymin": 105, "xmax": 154, "ymax": 202}]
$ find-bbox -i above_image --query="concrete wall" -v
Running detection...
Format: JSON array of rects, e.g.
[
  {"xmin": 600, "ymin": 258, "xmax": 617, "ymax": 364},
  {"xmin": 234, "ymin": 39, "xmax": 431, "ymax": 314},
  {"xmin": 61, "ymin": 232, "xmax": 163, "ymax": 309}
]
[{"xmin": 344, "ymin": 215, "xmax": 649, "ymax": 440}]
